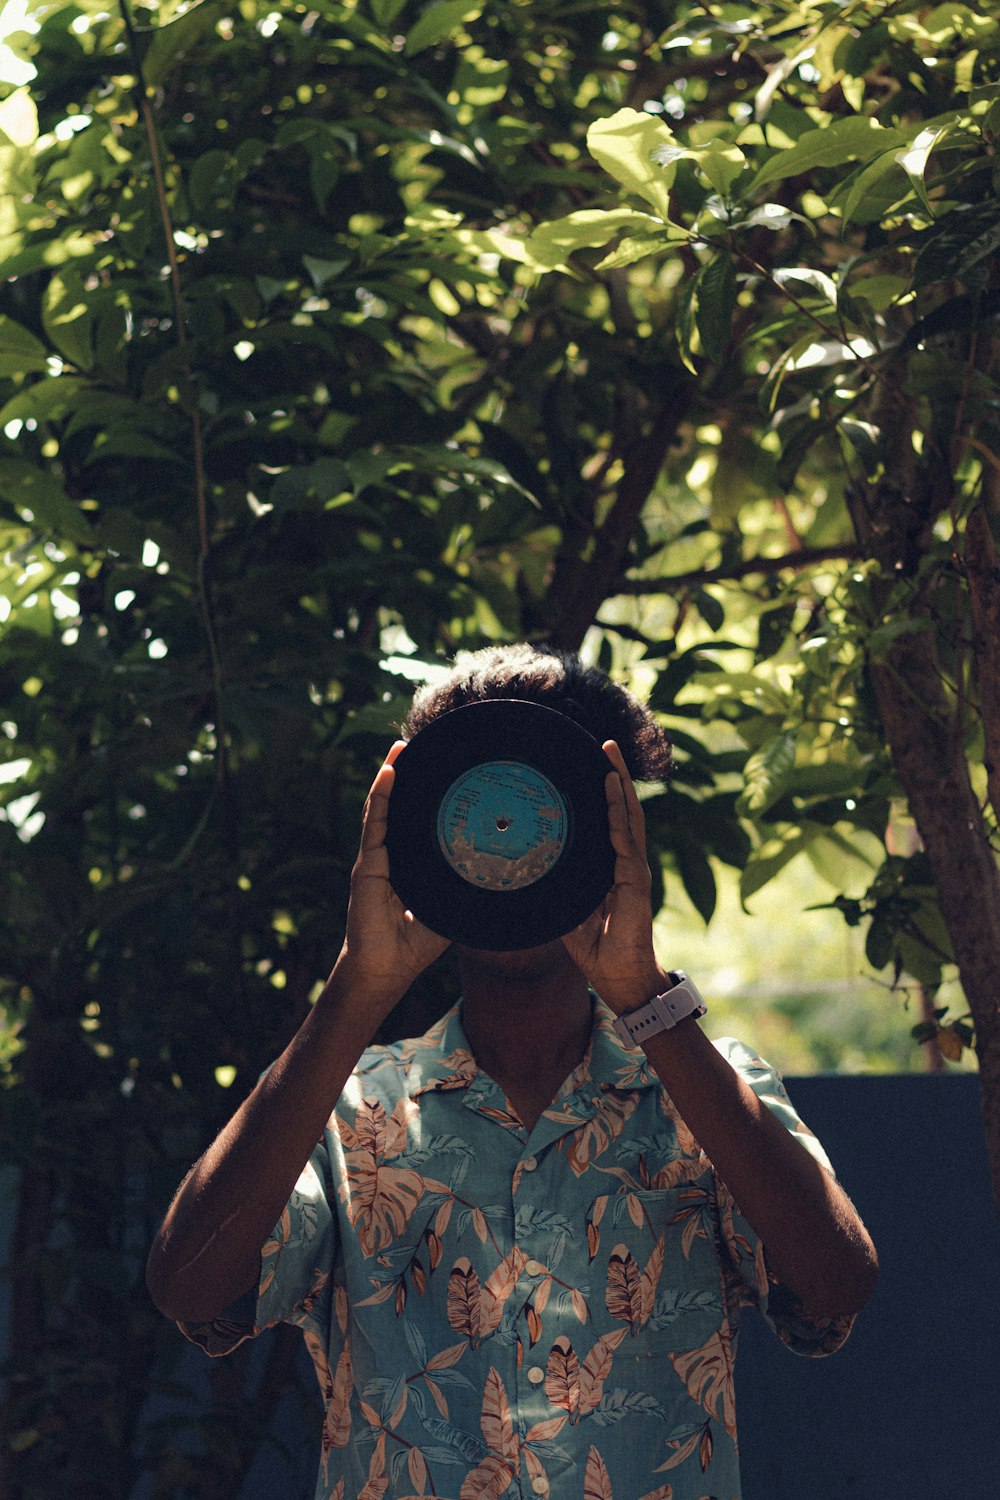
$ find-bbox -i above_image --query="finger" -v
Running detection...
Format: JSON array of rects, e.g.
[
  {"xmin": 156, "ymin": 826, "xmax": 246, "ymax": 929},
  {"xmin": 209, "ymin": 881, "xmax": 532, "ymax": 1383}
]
[
  {"xmin": 602, "ymin": 739, "xmax": 647, "ymax": 845},
  {"xmin": 359, "ymin": 741, "xmax": 406, "ymax": 852},
  {"xmin": 604, "ymin": 768, "xmax": 635, "ymax": 858}
]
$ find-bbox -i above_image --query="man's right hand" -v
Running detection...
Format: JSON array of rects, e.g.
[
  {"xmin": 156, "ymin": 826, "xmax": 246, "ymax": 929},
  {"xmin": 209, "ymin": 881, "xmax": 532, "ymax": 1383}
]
[{"xmin": 335, "ymin": 741, "xmax": 450, "ymax": 1009}]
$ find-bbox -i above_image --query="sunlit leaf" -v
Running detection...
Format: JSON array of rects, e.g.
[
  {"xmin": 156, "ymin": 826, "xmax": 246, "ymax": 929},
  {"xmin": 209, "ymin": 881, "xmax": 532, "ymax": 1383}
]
[
  {"xmin": 586, "ymin": 108, "xmax": 678, "ymax": 219},
  {"xmin": 895, "ymin": 126, "xmax": 948, "ymax": 216},
  {"xmin": 526, "ymin": 208, "xmax": 663, "ymax": 270},
  {"xmin": 404, "ymin": 0, "xmax": 482, "ymax": 56},
  {"xmin": 749, "ymin": 117, "xmax": 907, "ymax": 192}
]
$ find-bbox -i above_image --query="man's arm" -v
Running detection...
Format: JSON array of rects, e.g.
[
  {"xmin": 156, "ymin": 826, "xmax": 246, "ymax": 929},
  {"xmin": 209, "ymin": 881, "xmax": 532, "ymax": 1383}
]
[
  {"xmin": 145, "ymin": 744, "xmax": 449, "ymax": 1325},
  {"xmin": 630, "ymin": 1018, "xmax": 877, "ymax": 1317},
  {"xmin": 562, "ymin": 741, "xmax": 878, "ymax": 1321}
]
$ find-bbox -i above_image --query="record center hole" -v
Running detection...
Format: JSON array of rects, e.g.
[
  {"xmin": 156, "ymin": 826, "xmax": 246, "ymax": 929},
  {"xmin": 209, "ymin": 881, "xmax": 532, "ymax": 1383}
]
[{"xmin": 495, "ymin": 816, "xmax": 511, "ymax": 832}]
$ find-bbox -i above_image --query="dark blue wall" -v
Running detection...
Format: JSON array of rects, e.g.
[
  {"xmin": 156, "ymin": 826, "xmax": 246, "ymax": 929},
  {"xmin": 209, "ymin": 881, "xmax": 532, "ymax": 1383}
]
[{"xmin": 735, "ymin": 1074, "xmax": 1000, "ymax": 1500}]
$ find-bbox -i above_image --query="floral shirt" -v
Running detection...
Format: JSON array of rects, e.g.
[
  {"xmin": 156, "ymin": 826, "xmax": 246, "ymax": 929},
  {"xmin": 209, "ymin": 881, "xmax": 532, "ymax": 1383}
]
[{"xmin": 182, "ymin": 1000, "xmax": 855, "ymax": 1500}]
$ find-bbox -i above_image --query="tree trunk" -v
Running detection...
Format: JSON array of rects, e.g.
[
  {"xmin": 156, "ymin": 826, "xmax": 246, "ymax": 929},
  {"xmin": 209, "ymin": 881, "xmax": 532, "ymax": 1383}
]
[
  {"xmin": 847, "ymin": 426, "xmax": 1000, "ymax": 1208},
  {"xmin": 868, "ymin": 632, "xmax": 1000, "ymax": 1209},
  {"xmin": 544, "ymin": 390, "xmax": 689, "ymax": 652}
]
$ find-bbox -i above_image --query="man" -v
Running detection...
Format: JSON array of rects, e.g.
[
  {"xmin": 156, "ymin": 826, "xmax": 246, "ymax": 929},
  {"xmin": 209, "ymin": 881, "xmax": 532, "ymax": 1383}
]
[{"xmin": 147, "ymin": 644, "xmax": 878, "ymax": 1500}]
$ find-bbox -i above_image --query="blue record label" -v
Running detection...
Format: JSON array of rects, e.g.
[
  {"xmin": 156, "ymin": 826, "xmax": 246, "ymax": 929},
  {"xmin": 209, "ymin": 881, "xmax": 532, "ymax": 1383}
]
[{"xmin": 436, "ymin": 760, "xmax": 568, "ymax": 890}]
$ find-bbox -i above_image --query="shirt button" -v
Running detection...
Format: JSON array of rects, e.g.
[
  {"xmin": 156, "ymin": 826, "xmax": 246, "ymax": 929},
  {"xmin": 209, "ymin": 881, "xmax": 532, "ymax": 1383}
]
[
  {"xmin": 526, "ymin": 1365, "xmax": 545, "ymax": 1385},
  {"xmin": 524, "ymin": 1258, "xmax": 546, "ymax": 1277},
  {"xmin": 522, "ymin": 1156, "xmax": 537, "ymax": 1171}
]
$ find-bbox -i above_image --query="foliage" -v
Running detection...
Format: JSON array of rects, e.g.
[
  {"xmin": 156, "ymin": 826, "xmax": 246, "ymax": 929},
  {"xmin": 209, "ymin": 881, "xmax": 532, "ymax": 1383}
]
[{"xmin": 0, "ymin": 0, "xmax": 999, "ymax": 1494}]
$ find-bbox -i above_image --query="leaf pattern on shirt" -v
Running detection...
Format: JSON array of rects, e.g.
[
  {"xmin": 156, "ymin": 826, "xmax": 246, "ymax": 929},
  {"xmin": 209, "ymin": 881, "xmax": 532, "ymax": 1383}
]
[
  {"xmin": 358, "ymin": 1432, "xmax": 388, "ymax": 1500},
  {"xmin": 481, "ymin": 1245, "xmax": 528, "ymax": 1335},
  {"xmin": 305, "ymin": 1323, "xmax": 354, "ymax": 1476},
  {"xmin": 654, "ymin": 1418, "xmax": 714, "ymax": 1474},
  {"xmin": 446, "ymin": 1247, "xmax": 527, "ymax": 1345},
  {"xmin": 583, "ymin": 1444, "xmax": 614, "ymax": 1500},
  {"xmin": 339, "ymin": 1096, "xmax": 449, "ymax": 1257},
  {"xmin": 605, "ymin": 1234, "xmax": 663, "ymax": 1333},
  {"xmin": 459, "ymin": 1453, "xmax": 514, "ymax": 1500},
  {"xmin": 446, "ymin": 1258, "xmax": 482, "ymax": 1343},
  {"xmin": 481, "ymin": 1366, "xmax": 519, "ymax": 1466},
  {"xmin": 544, "ymin": 1335, "xmax": 580, "ymax": 1420},
  {"xmin": 457, "ymin": 1367, "xmax": 520, "ymax": 1500},
  {"xmin": 669, "ymin": 1327, "xmax": 738, "ymax": 1438},
  {"xmin": 560, "ymin": 1090, "xmax": 640, "ymax": 1177},
  {"xmin": 579, "ymin": 1326, "xmax": 627, "ymax": 1415}
]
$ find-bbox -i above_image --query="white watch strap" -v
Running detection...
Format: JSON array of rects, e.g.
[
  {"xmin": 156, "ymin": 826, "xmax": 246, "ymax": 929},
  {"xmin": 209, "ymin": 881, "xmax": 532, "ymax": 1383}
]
[{"xmin": 611, "ymin": 971, "xmax": 708, "ymax": 1048}]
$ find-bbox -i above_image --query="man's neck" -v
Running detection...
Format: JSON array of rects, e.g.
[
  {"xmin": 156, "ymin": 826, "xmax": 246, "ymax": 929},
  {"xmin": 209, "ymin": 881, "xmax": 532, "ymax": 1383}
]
[{"xmin": 456, "ymin": 943, "xmax": 594, "ymax": 1124}]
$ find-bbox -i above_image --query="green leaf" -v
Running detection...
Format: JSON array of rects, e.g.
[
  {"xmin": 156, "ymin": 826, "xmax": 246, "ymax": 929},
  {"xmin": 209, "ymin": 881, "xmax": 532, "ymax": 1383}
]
[
  {"xmin": 526, "ymin": 208, "xmax": 662, "ymax": 270},
  {"xmin": 838, "ymin": 418, "xmax": 883, "ymax": 476},
  {"xmin": 0, "ymin": 315, "xmax": 49, "ymax": 377},
  {"xmin": 913, "ymin": 200, "xmax": 1000, "ymax": 287},
  {"xmin": 675, "ymin": 841, "xmax": 717, "ymax": 924},
  {"xmin": 733, "ymin": 202, "xmax": 811, "ymax": 233},
  {"xmin": 895, "ymin": 126, "xmax": 947, "ymax": 217},
  {"xmin": 0, "ymin": 235, "xmax": 95, "ymax": 282},
  {"xmin": 0, "ymin": 87, "xmax": 37, "ymax": 148},
  {"xmin": 749, "ymin": 117, "xmax": 907, "ymax": 193},
  {"xmin": 837, "ymin": 147, "xmax": 908, "ymax": 225},
  {"xmin": 694, "ymin": 251, "xmax": 736, "ymax": 362},
  {"xmin": 404, "ymin": 0, "xmax": 482, "ymax": 56},
  {"xmin": 675, "ymin": 273, "xmax": 699, "ymax": 375},
  {"xmin": 302, "ymin": 255, "xmax": 351, "ymax": 291},
  {"xmin": 691, "ymin": 587, "xmax": 724, "ymax": 632},
  {"xmin": 740, "ymin": 826, "xmax": 813, "ymax": 905},
  {"xmin": 142, "ymin": 0, "xmax": 228, "ymax": 88},
  {"xmin": 187, "ymin": 149, "xmax": 230, "ymax": 213},
  {"xmin": 865, "ymin": 913, "xmax": 895, "ymax": 971},
  {"xmin": 371, "ymin": 0, "xmax": 409, "ymax": 26},
  {"xmin": 0, "ymin": 375, "xmax": 91, "ymax": 427},
  {"xmin": 803, "ymin": 827, "xmax": 883, "ymax": 891},
  {"xmin": 42, "ymin": 270, "xmax": 93, "ymax": 371},
  {"xmin": 586, "ymin": 108, "xmax": 678, "ymax": 220},
  {"xmin": 772, "ymin": 266, "xmax": 837, "ymax": 304},
  {"xmin": 753, "ymin": 45, "xmax": 813, "ymax": 124},
  {"xmin": 692, "ymin": 138, "xmax": 747, "ymax": 198},
  {"xmin": 867, "ymin": 616, "xmax": 933, "ymax": 661},
  {"xmin": 594, "ymin": 232, "xmax": 674, "ymax": 271},
  {"xmin": 0, "ymin": 459, "xmax": 94, "ymax": 543},
  {"xmin": 84, "ymin": 428, "xmax": 185, "ymax": 465},
  {"xmin": 739, "ymin": 729, "xmax": 797, "ymax": 817},
  {"xmin": 269, "ymin": 458, "xmax": 353, "ymax": 512}
]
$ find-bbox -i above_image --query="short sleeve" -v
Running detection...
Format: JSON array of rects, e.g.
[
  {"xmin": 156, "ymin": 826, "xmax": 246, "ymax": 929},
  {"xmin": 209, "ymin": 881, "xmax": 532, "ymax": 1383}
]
[
  {"xmin": 712, "ymin": 1037, "xmax": 856, "ymax": 1358},
  {"xmin": 178, "ymin": 1140, "xmax": 337, "ymax": 1359}
]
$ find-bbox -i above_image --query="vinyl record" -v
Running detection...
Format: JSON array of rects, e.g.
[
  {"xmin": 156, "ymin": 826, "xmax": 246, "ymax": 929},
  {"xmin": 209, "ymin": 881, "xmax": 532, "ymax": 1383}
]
[{"xmin": 385, "ymin": 699, "xmax": 615, "ymax": 950}]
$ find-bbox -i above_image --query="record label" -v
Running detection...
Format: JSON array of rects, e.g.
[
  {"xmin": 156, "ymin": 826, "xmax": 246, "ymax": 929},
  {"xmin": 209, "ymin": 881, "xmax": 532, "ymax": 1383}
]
[{"xmin": 436, "ymin": 760, "xmax": 568, "ymax": 891}]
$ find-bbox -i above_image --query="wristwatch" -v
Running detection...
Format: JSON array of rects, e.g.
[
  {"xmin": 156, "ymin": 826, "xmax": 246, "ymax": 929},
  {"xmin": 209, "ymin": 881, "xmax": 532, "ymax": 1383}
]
[{"xmin": 611, "ymin": 971, "xmax": 708, "ymax": 1048}]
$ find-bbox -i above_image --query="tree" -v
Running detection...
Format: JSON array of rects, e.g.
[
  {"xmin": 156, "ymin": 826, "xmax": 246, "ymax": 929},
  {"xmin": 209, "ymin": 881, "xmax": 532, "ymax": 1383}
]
[{"xmin": 0, "ymin": 1, "xmax": 997, "ymax": 1494}]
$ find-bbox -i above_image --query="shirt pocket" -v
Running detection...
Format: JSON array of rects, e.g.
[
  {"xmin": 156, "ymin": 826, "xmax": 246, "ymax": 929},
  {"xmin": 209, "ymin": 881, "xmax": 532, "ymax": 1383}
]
[{"xmin": 586, "ymin": 1182, "xmax": 725, "ymax": 1358}]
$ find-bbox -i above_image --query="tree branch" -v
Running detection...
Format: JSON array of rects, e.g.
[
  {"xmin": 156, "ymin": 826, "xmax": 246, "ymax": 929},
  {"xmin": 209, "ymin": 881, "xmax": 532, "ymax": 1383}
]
[{"xmin": 616, "ymin": 544, "xmax": 861, "ymax": 593}]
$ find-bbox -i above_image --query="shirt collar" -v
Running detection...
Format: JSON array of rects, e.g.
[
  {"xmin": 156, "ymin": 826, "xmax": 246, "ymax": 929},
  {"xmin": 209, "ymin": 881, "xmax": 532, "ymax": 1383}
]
[{"xmin": 401, "ymin": 996, "xmax": 661, "ymax": 1099}]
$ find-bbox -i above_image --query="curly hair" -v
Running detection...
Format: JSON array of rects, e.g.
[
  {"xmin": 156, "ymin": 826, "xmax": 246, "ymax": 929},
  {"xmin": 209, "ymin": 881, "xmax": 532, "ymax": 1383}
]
[{"xmin": 402, "ymin": 644, "xmax": 672, "ymax": 782}]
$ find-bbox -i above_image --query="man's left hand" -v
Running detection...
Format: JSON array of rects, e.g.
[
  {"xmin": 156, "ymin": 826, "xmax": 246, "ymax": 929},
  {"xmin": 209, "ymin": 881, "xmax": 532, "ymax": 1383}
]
[{"xmin": 561, "ymin": 740, "xmax": 669, "ymax": 1013}]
